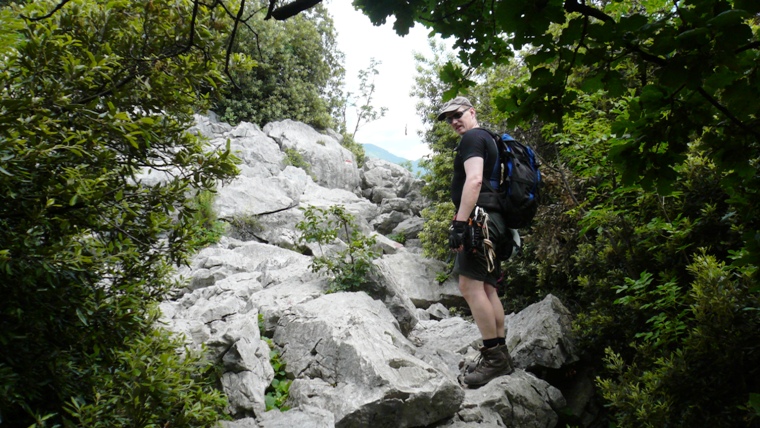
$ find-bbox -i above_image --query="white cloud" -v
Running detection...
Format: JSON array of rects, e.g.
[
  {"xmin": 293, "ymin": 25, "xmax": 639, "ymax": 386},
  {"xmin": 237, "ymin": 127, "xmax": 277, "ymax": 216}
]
[{"xmin": 326, "ymin": 1, "xmax": 433, "ymax": 161}]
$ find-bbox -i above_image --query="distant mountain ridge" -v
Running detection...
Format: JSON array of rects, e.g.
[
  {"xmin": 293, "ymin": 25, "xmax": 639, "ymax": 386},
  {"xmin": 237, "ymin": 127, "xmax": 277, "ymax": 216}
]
[{"xmin": 362, "ymin": 143, "xmax": 425, "ymax": 176}]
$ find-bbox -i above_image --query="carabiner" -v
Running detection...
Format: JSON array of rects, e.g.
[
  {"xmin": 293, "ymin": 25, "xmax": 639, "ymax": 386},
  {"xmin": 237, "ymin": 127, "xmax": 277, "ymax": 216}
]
[{"xmin": 473, "ymin": 206, "xmax": 485, "ymax": 223}]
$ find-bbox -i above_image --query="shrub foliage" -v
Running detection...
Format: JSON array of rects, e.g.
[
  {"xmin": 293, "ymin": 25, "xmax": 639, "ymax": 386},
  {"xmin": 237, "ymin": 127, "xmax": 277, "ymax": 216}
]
[
  {"xmin": 296, "ymin": 205, "xmax": 378, "ymax": 292},
  {"xmin": 0, "ymin": 0, "xmax": 238, "ymax": 425}
]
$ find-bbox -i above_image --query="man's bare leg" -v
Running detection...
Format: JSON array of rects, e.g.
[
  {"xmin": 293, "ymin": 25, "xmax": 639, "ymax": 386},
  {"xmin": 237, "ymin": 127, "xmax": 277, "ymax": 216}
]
[
  {"xmin": 458, "ymin": 275, "xmax": 498, "ymax": 339},
  {"xmin": 484, "ymin": 283, "xmax": 505, "ymax": 339},
  {"xmin": 458, "ymin": 277, "xmax": 513, "ymax": 388}
]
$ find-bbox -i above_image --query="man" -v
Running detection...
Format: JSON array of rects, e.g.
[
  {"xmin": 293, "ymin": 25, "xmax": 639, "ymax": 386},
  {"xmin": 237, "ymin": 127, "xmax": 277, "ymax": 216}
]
[{"xmin": 437, "ymin": 96, "xmax": 515, "ymax": 388}]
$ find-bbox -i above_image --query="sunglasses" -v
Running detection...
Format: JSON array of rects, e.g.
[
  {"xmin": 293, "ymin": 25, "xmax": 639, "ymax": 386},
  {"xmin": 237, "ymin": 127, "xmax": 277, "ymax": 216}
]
[{"xmin": 445, "ymin": 109, "xmax": 468, "ymax": 124}]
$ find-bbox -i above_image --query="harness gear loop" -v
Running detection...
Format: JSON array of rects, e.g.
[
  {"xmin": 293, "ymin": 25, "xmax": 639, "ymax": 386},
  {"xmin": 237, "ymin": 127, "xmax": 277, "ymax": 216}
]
[{"xmin": 474, "ymin": 206, "xmax": 497, "ymax": 273}]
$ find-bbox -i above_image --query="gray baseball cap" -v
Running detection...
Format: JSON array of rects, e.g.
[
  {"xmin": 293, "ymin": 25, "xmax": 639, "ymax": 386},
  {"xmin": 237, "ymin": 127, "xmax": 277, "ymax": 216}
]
[{"xmin": 436, "ymin": 96, "xmax": 473, "ymax": 121}]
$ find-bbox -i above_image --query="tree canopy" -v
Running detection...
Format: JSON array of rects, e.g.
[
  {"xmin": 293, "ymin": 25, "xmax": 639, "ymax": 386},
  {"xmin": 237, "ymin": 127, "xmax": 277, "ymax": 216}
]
[{"xmin": 212, "ymin": 3, "xmax": 345, "ymax": 129}]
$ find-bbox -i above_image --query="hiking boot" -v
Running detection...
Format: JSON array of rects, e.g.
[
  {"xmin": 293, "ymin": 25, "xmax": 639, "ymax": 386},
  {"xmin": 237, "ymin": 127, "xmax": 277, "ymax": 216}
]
[
  {"xmin": 459, "ymin": 350, "xmax": 483, "ymax": 375},
  {"xmin": 462, "ymin": 344, "xmax": 514, "ymax": 388},
  {"xmin": 457, "ymin": 348, "xmax": 485, "ymax": 386}
]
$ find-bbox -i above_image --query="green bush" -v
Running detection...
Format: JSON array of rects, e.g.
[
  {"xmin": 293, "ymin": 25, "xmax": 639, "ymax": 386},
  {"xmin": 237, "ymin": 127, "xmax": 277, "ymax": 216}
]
[
  {"xmin": 406, "ymin": 4, "xmax": 760, "ymax": 423},
  {"xmin": 263, "ymin": 340, "xmax": 291, "ymax": 411},
  {"xmin": 296, "ymin": 205, "xmax": 378, "ymax": 292},
  {"xmin": 65, "ymin": 323, "xmax": 228, "ymax": 427},
  {"xmin": 258, "ymin": 315, "xmax": 291, "ymax": 411},
  {"xmin": 284, "ymin": 148, "xmax": 313, "ymax": 176},
  {"xmin": 0, "ymin": 0, "xmax": 237, "ymax": 425},
  {"xmin": 419, "ymin": 202, "xmax": 455, "ymax": 263},
  {"xmin": 388, "ymin": 233, "xmax": 407, "ymax": 245},
  {"xmin": 598, "ymin": 252, "xmax": 759, "ymax": 427},
  {"xmin": 187, "ymin": 190, "xmax": 227, "ymax": 251},
  {"xmin": 227, "ymin": 213, "xmax": 264, "ymax": 242},
  {"xmin": 545, "ymin": 107, "xmax": 760, "ymax": 426},
  {"xmin": 213, "ymin": 4, "xmax": 343, "ymax": 130}
]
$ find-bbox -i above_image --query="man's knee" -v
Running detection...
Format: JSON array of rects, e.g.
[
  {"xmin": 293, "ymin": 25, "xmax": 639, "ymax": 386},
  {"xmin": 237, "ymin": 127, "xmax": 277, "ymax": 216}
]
[
  {"xmin": 484, "ymin": 283, "xmax": 499, "ymax": 297},
  {"xmin": 457, "ymin": 275, "xmax": 469, "ymax": 293},
  {"xmin": 458, "ymin": 275, "xmax": 483, "ymax": 297}
]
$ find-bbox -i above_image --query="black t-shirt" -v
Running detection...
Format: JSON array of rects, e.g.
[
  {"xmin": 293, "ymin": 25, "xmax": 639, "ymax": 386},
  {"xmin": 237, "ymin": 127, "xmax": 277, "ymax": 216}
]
[{"xmin": 450, "ymin": 128, "xmax": 499, "ymax": 210}]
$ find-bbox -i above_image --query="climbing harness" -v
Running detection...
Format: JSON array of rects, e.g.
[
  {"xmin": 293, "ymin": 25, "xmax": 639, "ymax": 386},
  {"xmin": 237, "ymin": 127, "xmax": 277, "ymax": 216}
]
[{"xmin": 438, "ymin": 206, "xmax": 521, "ymax": 285}]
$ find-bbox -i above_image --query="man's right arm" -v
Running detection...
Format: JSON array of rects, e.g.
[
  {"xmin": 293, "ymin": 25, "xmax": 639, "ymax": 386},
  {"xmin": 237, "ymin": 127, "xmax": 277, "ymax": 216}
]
[{"xmin": 455, "ymin": 156, "xmax": 483, "ymax": 222}]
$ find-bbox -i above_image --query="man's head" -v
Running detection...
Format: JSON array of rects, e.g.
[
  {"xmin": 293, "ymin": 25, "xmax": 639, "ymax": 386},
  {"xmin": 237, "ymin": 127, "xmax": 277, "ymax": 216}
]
[{"xmin": 437, "ymin": 96, "xmax": 477, "ymax": 135}]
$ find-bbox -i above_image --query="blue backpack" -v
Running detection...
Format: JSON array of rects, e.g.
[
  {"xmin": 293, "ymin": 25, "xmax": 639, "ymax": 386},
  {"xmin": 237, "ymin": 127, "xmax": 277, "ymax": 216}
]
[{"xmin": 477, "ymin": 130, "xmax": 541, "ymax": 229}]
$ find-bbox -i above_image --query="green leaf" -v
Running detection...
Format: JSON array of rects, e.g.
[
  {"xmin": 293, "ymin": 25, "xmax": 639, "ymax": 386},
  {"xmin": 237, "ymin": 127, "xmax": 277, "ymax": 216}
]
[
  {"xmin": 580, "ymin": 74, "xmax": 604, "ymax": 94},
  {"xmin": 707, "ymin": 9, "xmax": 750, "ymax": 29},
  {"xmin": 639, "ymin": 85, "xmax": 665, "ymax": 106},
  {"xmin": 558, "ymin": 17, "xmax": 584, "ymax": 46},
  {"xmin": 529, "ymin": 67, "xmax": 553, "ymax": 87},
  {"xmin": 524, "ymin": 49, "xmax": 556, "ymax": 68},
  {"xmin": 76, "ymin": 309, "xmax": 89, "ymax": 326},
  {"xmin": 703, "ymin": 66, "xmax": 738, "ymax": 90},
  {"xmin": 265, "ymin": 394, "xmax": 276, "ymax": 410},
  {"xmin": 608, "ymin": 140, "xmax": 634, "ymax": 163},
  {"xmin": 676, "ymin": 28, "xmax": 710, "ymax": 49},
  {"xmin": 586, "ymin": 20, "xmax": 615, "ymax": 43},
  {"xmin": 604, "ymin": 70, "xmax": 627, "ymax": 97},
  {"xmin": 748, "ymin": 393, "xmax": 760, "ymax": 414},
  {"xmin": 656, "ymin": 60, "xmax": 689, "ymax": 89},
  {"xmin": 494, "ymin": 95, "xmax": 519, "ymax": 114},
  {"xmin": 647, "ymin": 27, "xmax": 678, "ymax": 56},
  {"xmin": 616, "ymin": 13, "xmax": 648, "ymax": 33}
]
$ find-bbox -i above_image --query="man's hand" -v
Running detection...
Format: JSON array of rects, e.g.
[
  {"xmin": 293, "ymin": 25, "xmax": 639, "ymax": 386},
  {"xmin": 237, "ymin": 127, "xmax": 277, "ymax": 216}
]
[{"xmin": 449, "ymin": 220, "xmax": 468, "ymax": 251}]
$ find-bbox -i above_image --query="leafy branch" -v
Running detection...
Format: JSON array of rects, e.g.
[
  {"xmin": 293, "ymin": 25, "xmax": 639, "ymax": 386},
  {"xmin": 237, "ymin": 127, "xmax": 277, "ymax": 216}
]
[
  {"xmin": 296, "ymin": 205, "xmax": 379, "ymax": 292},
  {"xmin": 348, "ymin": 58, "xmax": 388, "ymax": 139},
  {"xmin": 19, "ymin": 0, "xmax": 327, "ymax": 94},
  {"xmin": 563, "ymin": 0, "xmax": 613, "ymax": 23}
]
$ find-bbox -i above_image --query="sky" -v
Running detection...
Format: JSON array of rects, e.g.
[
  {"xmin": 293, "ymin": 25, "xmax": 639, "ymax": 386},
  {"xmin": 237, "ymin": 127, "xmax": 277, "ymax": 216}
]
[{"xmin": 325, "ymin": 1, "xmax": 436, "ymax": 161}]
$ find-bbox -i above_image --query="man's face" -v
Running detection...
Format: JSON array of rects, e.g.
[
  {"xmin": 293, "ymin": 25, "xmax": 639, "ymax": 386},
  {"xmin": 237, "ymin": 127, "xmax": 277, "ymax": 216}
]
[{"xmin": 445, "ymin": 107, "xmax": 475, "ymax": 135}]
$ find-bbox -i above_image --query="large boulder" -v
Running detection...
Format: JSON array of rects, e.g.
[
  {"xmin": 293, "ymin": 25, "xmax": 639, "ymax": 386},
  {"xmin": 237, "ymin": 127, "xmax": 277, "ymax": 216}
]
[
  {"xmin": 197, "ymin": 120, "xmax": 310, "ymax": 219},
  {"xmin": 189, "ymin": 111, "xmax": 233, "ymax": 139},
  {"xmin": 264, "ymin": 120, "xmax": 361, "ymax": 192},
  {"xmin": 361, "ymin": 158, "xmax": 418, "ymax": 199},
  {"xmin": 164, "ymin": 237, "xmax": 578, "ymax": 427},
  {"xmin": 190, "ymin": 115, "xmax": 425, "ymax": 248},
  {"xmin": 374, "ymin": 252, "xmax": 463, "ymax": 309},
  {"xmin": 274, "ymin": 292, "xmax": 465, "ymax": 428},
  {"xmin": 360, "ymin": 158, "xmax": 427, "ymax": 218},
  {"xmin": 506, "ymin": 294, "xmax": 579, "ymax": 370},
  {"xmin": 446, "ymin": 371, "xmax": 566, "ymax": 428},
  {"xmin": 161, "ymin": 239, "xmax": 328, "ymax": 417}
]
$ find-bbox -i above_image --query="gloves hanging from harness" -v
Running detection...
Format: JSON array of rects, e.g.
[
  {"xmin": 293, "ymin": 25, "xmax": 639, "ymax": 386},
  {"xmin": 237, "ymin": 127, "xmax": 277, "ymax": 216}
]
[
  {"xmin": 449, "ymin": 219, "xmax": 482, "ymax": 253},
  {"xmin": 448, "ymin": 220, "xmax": 467, "ymax": 251}
]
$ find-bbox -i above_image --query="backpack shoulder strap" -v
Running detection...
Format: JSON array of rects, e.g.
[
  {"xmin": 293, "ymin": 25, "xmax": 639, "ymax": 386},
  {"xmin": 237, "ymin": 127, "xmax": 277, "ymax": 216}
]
[
  {"xmin": 480, "ymin": 128, "xmax": 501, "ymax": 146},
  {"xmin": 479, "ymin": 128, "xmax": 503, "ymax": 193}
]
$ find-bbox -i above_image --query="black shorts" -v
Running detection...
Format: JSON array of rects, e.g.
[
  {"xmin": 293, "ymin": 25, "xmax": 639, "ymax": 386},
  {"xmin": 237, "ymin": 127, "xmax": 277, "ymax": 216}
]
[{"xmin": 452, "ymin": 210, "xmax": 511, "ymax": 287}]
